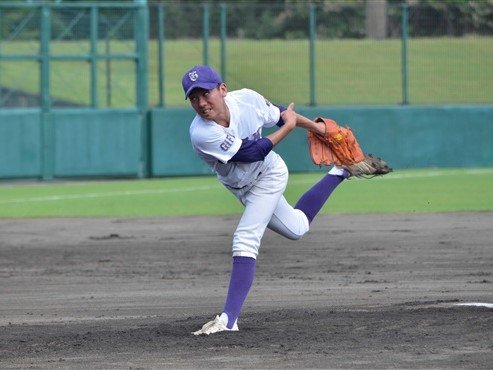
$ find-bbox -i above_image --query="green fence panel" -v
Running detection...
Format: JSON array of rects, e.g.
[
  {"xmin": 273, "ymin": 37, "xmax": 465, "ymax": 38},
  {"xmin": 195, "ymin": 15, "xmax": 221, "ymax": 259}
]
[
  {"xmin": 0, "ymin": 109, "xmax": 41, "ymax": 178},
  {"xmin": 149, "ymin": 105, "xmax": 493, "ymax": 177},
  {"xmin": 273, "ymin": 105, "xmax": 493, "ymax": 171},
  {"xmin": 53, "ymin": 109, "xmax": 141, "ymax": 177},
  {"xmin": 150, "ymin": 108, "xmax": 211, "ymax": 177},
  {"xmin": 1, "ymin": 105, "xmax": 492, "ymax": 180}
]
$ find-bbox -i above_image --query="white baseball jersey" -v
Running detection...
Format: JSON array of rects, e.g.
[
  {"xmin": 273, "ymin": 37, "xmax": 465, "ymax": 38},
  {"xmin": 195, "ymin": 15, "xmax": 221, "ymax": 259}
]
[
  {"xmin": 189, "ymin": 88, "xmax": 310, "ymax": 259},
  {"xmin": 189, "ymin": 88, "xmax": 282, "ymax": 189}
]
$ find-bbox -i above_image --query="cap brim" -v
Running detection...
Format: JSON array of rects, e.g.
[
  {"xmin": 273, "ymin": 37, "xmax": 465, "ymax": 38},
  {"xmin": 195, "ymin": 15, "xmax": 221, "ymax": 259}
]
[{"xmin": 184, "ymin": 82, "xmax": 220, "ymax": 99}]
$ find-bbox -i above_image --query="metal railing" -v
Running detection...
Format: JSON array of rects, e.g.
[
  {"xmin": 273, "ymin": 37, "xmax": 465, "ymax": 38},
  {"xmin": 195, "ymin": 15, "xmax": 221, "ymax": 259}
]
[{"xmin": 0, "ymin": 1, "xmax": 148, "ymax": 111}]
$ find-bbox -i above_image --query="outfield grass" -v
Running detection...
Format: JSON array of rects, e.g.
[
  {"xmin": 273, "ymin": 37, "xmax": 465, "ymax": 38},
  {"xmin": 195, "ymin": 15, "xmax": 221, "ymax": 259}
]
[
  {"xmin": 0, "ymin": 168, "xmax": 492, "ymax": 218},
  {"xmin": 2, "ymin": 37, "xmax": 492, "ymax": 107}
]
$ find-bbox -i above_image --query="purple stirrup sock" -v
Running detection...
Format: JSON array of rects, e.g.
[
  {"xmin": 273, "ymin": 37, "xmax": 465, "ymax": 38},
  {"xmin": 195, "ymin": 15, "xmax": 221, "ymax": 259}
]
[
  {"xmin": 222, "ymin": 256, "xmax": 256, "ymax": 329},
  {"xmin": 294, "ymin": 173, "xmax": 344, "ymax": 223}
]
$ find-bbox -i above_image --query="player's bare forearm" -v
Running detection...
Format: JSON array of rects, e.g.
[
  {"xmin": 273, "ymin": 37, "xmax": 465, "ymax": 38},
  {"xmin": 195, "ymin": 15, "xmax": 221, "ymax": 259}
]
[
  {"xmin": 295, "ymin": 113, "xmax": 325, "ymax": 136},
  {"xmin": 267, "ymin": 102, "xmax": 296, "ymax": 146},
  {"xmin": 266, "ymin": 123, "xmax": 295, "ymax": 146}
]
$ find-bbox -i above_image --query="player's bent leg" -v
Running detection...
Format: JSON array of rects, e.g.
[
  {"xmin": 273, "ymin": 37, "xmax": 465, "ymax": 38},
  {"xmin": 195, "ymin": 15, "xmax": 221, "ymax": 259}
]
[
  {"xmin": 294, "ymin": 171, "xmax": 346, "ymax": 223},
  {"xmin": 268, "ymin": 169, "xmax": 346, "ymax": 239},
  {"xmin": 231, "ymin": 163, "xmax": 289, "ymax": 258},
  {"xmin": 268, "ymin": 196, "xmax": 310, "ymax": 240}
]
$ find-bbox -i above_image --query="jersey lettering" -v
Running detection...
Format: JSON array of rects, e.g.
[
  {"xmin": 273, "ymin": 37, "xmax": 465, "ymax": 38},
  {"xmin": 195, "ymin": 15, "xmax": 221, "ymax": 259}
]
[{"xmin": 220, "ymin": 134, "xmax": 235, "ymax": 151}]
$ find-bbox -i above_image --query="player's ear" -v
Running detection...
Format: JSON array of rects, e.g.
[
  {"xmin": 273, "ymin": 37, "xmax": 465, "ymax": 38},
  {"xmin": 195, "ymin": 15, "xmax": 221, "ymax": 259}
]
[{"xmin": 218, "ymin": 83, "xmax": 228, "ymax": 97}]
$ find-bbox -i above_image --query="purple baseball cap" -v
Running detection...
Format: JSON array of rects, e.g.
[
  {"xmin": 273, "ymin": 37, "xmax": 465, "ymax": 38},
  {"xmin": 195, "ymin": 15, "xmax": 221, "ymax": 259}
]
[{"xmin": 182, "ymin": 65, "xmax": 223, "ymax": 99}]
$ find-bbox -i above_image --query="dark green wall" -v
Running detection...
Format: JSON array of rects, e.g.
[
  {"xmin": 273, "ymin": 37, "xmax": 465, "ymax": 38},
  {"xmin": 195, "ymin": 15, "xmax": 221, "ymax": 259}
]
[
  {"xmin": 0, "ymin": 109, "xmax": 41, "ymax": 178},
  {"xmin": 150, "ymin": 105, "xmax": 493, "ymax": 176},
  {"xmin": 150, "ymin": 108, "xmax": 210, "ymax": 176},
  {"xmin": 1, "ymin": 109, "xmax": 142, "ymax": 179},
  {"xmin": 53, "ymin": 110, "xmax": 141, "ymax": 177},
  {"xmin": 1, "ymin": 105, "xmax": 492, "ymax": 180},
  {"xmin": 302, "ymin": 105, "xmax": 493, "ymax": 169}
]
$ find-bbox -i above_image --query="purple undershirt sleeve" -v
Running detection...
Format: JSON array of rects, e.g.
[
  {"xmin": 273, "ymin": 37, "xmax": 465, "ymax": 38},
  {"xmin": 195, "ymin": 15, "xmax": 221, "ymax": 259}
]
[
  {"xmin": 229, "ymin": 138, "xmax": 273, "ymax": 163},
  {"xmin": 273, "ymin": 103, "xmax": 287, "ymax": 127}
]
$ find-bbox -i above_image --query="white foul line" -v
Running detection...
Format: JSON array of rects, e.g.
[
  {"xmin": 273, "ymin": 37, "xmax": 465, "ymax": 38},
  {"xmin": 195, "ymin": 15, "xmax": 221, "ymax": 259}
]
[
  {"xmin": 0, "ymin": 186, "xmax": 219, "ymax": 205},
  {"xmin": 455, "ymin": 302, "xmax": 493, "ymax": 308}
]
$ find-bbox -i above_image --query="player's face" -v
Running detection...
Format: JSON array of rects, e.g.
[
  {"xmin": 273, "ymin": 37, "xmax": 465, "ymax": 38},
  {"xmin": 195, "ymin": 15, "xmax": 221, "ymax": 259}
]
[{"xmin": 189, "ymin": 84, "xmax": 228, "ymax": 121}]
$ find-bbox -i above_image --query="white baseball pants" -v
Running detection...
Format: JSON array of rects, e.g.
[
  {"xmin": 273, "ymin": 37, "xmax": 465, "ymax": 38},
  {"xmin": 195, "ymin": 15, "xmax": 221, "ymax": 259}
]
[{"xmin": 227, "ymin": 157, "xmax": 310, "ymax": 259}]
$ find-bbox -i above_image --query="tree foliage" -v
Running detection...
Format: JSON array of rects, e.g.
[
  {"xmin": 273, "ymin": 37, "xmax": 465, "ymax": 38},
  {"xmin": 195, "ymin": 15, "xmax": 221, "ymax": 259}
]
[{"xmin": 1, "ymin": 1, "xmax": 492, "ymax": 41}]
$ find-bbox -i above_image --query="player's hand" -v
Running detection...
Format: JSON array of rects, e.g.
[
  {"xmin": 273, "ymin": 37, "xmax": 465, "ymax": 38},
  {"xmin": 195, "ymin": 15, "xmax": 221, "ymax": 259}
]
[
  {"xmin": 281, "ymin": 102, "xmax": 296, "ymax": 131},
  {"xmin": 267, "ymin": 102, "xmax": 297, "ymax": 146}
]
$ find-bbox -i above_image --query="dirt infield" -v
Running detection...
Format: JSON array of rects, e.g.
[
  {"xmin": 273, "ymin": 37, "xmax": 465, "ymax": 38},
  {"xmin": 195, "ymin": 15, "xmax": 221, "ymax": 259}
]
[{"xmin": 1, "ymin": 213, "xmax": 492, "ymax": 369}]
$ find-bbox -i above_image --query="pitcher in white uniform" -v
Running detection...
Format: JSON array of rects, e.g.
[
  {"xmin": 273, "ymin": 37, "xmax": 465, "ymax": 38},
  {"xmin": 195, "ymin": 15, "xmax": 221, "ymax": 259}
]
[{"xmin": 183, "ymin": 65, "xmax": 351, "ymax": 335}]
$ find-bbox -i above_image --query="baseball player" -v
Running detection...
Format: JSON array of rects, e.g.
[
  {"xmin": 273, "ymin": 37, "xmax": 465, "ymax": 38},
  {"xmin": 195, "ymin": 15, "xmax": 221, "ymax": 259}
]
[{"xmin": 181, "ymin": 65, "xmax": 390, "ymax": 335}]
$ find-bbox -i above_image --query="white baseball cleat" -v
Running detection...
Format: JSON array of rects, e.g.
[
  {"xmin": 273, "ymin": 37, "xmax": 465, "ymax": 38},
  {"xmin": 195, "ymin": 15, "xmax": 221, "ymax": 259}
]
[{"xmin": 192, "ymin": 315, "xmax": 239, "ymax": 335}]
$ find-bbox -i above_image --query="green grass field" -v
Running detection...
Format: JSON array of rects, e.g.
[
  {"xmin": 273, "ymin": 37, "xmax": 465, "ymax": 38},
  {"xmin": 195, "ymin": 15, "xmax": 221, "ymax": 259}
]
[
  {"xmin": 2, "ymin": 37, "xmax": 492, "ymax": 107},
  {"xmin": 1, "ymin": 168, "xmax": 492, "ymax": 218}
]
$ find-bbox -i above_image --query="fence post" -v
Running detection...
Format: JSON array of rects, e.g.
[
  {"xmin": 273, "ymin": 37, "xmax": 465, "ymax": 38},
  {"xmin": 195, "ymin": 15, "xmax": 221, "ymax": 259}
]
[
  {"xmin": 0, "ymin": 9, "xmax": 2, "ymax": 107},
  {"xmin": 203, "ymin": 3, "xmax": 210, "ymax": 65},
  {"xmin": 40, "ymin": 5, "xmax": 50, "ymax": 112},
  {"xmin": 401, "ymin": 3, "xmax": 409, "ymax": 105},
  {"xmin": 90, "ymin": 5, "xmax": 98, "ymax": 108},
  {"xmin": 105, "ymin": 35, "xmax": 112, "ymax": 107},
  {"xmin": 309, "ymin": 3, "xmax": 317, "ymax": 106},
  {"xmin": 220, "ymin": 3, "xmax": 227, "ymax": 81},
  {"xmin": 157, "ymin": 3, "xmax": 165, "ymax": 107},
  {"xmin": 40, "ymin": 4, "xmax": 54, "ymax": 180},
  {"xmin": 134, "ymin": 0, "xmax": 150, "ymax": 177}
]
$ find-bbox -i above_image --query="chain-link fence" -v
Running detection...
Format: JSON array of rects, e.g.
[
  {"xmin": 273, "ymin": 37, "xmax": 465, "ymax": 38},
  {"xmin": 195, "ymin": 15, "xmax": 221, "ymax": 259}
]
[
  {"xmin": 1, "ymin": 1, "xmax": 492, "ymax": 109},
  {"xmin": 152, "ymin": 1, "xmax": 492, "ymax": 107},
  {"xmin": 0, "ymin": 1, "xmax": 147, "ymax": 109}
]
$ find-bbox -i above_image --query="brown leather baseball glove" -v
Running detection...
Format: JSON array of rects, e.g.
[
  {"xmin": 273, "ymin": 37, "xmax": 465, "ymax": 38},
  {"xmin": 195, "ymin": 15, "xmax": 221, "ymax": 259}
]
[{"xmin": 308, "ymin": 117, "xmax": 392, "ymax": 178}]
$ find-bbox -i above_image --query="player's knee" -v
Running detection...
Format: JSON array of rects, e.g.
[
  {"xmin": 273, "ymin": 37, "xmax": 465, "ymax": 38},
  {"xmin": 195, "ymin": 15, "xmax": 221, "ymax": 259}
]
[
  {"xmin": 282, "ymin": 228, "xmax": 308, "ymax": 240},
  {"xmin": 285, "ymin": 233, "xmax": 303, "ymax": 241}
]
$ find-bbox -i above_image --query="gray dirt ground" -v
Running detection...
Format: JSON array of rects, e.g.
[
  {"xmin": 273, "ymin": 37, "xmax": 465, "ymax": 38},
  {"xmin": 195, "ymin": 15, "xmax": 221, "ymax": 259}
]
[{"xmin": 0, "ymin": 213, "xmax": 492, "ymax": 369}]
